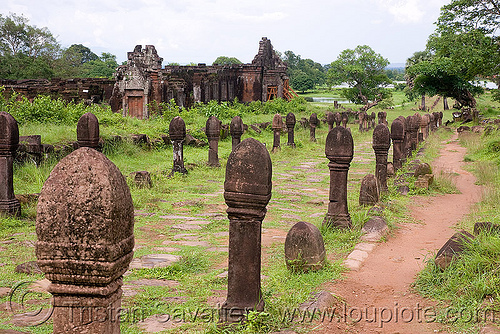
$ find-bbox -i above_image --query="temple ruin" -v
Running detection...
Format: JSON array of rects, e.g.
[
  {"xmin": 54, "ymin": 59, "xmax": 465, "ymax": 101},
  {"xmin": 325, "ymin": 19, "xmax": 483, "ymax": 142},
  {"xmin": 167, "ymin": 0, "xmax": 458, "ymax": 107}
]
[{"xmin": 111, "ymin": 37, "xmax": 294, "ymax": 118}]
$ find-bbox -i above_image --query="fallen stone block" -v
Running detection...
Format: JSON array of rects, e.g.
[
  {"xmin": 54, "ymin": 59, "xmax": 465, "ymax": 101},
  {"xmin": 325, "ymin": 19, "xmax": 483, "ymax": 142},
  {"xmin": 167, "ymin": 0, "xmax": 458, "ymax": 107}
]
[{"xmin": 435, "ymin": 231, "xmax": 474, "ymax": 270}]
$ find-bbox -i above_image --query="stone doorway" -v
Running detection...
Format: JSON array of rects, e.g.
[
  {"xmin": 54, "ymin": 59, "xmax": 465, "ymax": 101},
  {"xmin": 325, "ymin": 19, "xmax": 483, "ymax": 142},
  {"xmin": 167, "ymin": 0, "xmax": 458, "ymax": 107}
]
[{"xmin": 127, "ymin": 96, "xmax": 144, "ymax": 119}]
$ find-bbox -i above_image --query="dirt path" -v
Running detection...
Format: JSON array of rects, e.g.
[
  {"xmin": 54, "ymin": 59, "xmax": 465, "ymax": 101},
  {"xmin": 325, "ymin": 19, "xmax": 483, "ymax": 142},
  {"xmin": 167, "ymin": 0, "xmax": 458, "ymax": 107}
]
[{"xmin": 316, "ymin": 133, "xmax": 483, "ymax": 334}]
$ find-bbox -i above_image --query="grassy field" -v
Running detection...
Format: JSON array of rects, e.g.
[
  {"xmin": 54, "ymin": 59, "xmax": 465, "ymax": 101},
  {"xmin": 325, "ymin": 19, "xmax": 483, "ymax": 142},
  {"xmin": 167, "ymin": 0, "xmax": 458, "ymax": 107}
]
[{"xmin": 0, "ymin": 90, "xmax": 498, "ymax": 333}]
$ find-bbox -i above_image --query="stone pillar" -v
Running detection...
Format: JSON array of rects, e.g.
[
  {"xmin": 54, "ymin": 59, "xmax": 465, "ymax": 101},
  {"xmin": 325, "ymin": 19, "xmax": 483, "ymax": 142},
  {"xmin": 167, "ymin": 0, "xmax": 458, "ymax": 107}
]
[
  {"xmin": 169, "ymin": 116, "xmax": 187, "ymax": 175},
  {"xmin": 410, "ymin": 115, "xmax": 420, "ymax": 152},
  {"xmin": 391, "ymin": 118, "xmax": 405, "ymax": 172},
  {"xmin": 429, "ymin": 114, "xmax": 436, "ymax": 132},
  {"xmin": 205, "ymin": 116, "xmax": 221, "ymax": 167},
  {"xmin": 220, "ymin": 138, "xmax": 272, "ymax": 323},
  {"xmin": 404, "ymin": 116, "xmax": 412, "ymax": 159},
  {"xmin": 36, "ymin": 147, "xmax": 134, "ymax": 334},
  {"xmin": 77, "ymin": 112, "xmax": 100, "ymax": 150},
  {"xmin": 438, "ymin": 111, "xmax": 443, "ymax": 127},
  {"xmin": 341, "ymin": 112, "xmax": 348, "ymax": 128},
  {"xmin": 373, "ymin": 124, "xmax": 391, "ymax": 193},
  {"xmin": 230, "ymin": 116, "xmax": 243, "ymax": 151},
  {"xmin": 0, "ymin": 112, "xmax": 21, "ymax": 216},
  {"xmin": 358, "ymin": 112, "xmax": 364, "ymax": 132},
  {"xmin": 359, "ymin": 174, "xmax": 379, "ymax": 206},
  {"xmin": 326, "ymin": 112, "xmax": 334, "ymax": 132},
  {"xmin": 309, "ymin": 113, "xmax": 318, "ymax": 142},
  {"xmin": 286, "ymin": 112, "xmax": 296, "ymax": 148},
  {"xmin": 334, "ymin": 112, "xmax": 342, "ymax": 127},
  {"xmin": 413, "ymin": 113, "xmax": 422, "ymax": 147},
  {"xmin": 323, "ymin": 127, "xmax": 354, "ymax": 229},
  {"xmin": 378, "ymin": 111, "xmax": 388, "ymax": 126},
  {"xmin": 420, "ymin": 114, "xmax": 429, "ymax": 141},
  {"xmin": 271, "ymin": 114, "xmax": 282, "ymax": 153}
]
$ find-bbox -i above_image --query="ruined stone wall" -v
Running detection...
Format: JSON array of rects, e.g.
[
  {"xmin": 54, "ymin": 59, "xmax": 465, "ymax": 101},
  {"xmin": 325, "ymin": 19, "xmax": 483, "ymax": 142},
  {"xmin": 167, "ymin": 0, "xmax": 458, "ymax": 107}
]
[
  {"xmin": 0, "ymin": 78, "xmax": 115, "ymax": 104},
  {"xmin": 112, "ymin": 37, "xmax": 288, "ymax": 119}
]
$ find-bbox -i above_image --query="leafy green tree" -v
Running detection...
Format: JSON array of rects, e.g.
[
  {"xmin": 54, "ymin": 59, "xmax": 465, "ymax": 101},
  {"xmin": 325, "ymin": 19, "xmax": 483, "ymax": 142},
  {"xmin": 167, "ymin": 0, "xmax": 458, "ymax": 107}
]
[
  {"xmin": 405, "ymin": 50, "xmax": 432, "ymax": 109},
  {"xmin": 0, "ymin": 13, "xmax": 60, "ymax": 79},
  {"xmin": 437, "ymin": 0, "xmax": 500, "ymax": 35},
  {"xmin": 289, "ymin": 69, "xmax": 315, "ymax": 93},
  {"xmin": 66, "ymin": 44, "xmax": 98, "ymax": 64},
  {"xmin": 80, "ymin": 52, "xmax": 118, "ymax": 78},
  {"xmin": 282, "ymin": 50, "xmax": 326, "ymax": 92},
  {"xmin": 406, "ymin": 57, "xmax": 483, "ymax": 108},
  {"xmin": 212, "ymin": 56, "xmax": 242, "ymax": 66},
  {"xmin": 328, "ymin": 45, "xmax": 392, "ymax": 111}
]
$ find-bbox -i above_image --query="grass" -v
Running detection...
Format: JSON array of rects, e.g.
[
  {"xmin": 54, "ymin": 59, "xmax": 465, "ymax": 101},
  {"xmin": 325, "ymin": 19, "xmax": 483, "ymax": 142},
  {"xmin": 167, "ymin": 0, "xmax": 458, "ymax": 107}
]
[{"xmin": 0, "ymin": 90, "xmax": 485, "ymax": 333}]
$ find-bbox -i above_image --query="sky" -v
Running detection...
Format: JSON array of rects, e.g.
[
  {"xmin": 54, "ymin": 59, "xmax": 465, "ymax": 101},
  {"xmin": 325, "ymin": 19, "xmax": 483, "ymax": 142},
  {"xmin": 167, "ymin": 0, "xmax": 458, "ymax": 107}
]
[{"xmin": 2, "ymin": 0, "xmax": 450, "ymax": 66}]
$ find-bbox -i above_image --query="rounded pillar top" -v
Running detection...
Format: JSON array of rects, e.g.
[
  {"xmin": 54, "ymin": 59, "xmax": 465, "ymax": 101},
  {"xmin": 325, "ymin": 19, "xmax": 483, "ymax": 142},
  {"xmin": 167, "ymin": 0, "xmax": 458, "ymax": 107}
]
[
  {"xmin": 224, "ymin": 138, "xmax": 272, "ymax": 209},
  {"xmin": 334, "ymin": 112, "xmax": 342, "ymax": 125},
  {"xmin": 36, "ymin": 147, "xmax": 134, "ymax": 287},
  {"xmin": 205, "ymin": 115, "xmax": 221, "ymax": 139},
  {"xmin": 230, "ymin": 116, "xmax": 243, "ymax": 136},
  {"xmin": 272, "ymin": 114, "xmax": 283, "ymax": 130},
  {"xmin": 77, "ymin": 112, "xmax": 100, "ymax": 148},
  {"xmin": 169, "ymin": 116, "xmax": 186, "ymax": 141},
  {"xmin": 373, "ymin": 124, "xmax": 391, "ymax": 151},
  {"xmin": 310, "ymin": 113, "xmax": 319, "ymax": 126},
  {"xmin": 325, "ymin": 126, "xmax": 354, "ymax": 163},
  {"xmin": 326, "ymin": 112, "xmax": 334, "ymax": 127},
  {"xmin": 0, "ymin": 111, "xmax": 19, "ymax": 154},
  {"xmin": 391, "ymin": 118, "xmax": 404, "ymax": 140},
  {"xmin": 286, "ymin": 112, "xmax": 296, "ymax": 127}
]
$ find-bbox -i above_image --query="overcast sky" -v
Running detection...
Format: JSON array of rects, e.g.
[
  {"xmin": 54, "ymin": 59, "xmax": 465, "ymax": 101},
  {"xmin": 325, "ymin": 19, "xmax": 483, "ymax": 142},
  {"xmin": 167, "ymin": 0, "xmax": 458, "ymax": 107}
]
[{"xmin": 3, "ymin": 0, "xmax": 449, "ymax": 66}]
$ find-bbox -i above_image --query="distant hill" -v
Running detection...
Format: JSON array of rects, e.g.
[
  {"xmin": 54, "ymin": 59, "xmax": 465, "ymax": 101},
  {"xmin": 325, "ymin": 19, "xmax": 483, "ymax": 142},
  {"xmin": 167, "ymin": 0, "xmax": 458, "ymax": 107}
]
[{"xmin": 387, "ymin": 63, "xmax": 405, "ymax": 69}]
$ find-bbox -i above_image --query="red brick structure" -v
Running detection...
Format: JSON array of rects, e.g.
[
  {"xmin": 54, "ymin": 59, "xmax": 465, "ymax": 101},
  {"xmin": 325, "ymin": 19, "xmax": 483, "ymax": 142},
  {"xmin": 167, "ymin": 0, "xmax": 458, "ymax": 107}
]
[
  {"xmin": 111, "ymin": 37, "xmax": 291, "ymax": 119},
  {"xmin": 0, "ymin": 78, "xmax": 115, "ymax": 103}
]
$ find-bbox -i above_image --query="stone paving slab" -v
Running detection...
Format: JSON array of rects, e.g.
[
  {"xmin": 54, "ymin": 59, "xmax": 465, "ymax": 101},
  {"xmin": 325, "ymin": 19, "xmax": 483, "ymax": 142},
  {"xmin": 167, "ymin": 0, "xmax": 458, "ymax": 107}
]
[{"xmin": 129, "ymin": 254, "xmax": 181, "ymax": 269}]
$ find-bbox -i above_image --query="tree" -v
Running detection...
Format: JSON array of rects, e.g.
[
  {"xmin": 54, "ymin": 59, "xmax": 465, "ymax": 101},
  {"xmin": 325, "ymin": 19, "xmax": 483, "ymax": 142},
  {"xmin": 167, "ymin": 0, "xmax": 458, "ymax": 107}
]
[
  {"xmin": 282, "ymin": 50, "xmax": 326, "ymax": 92},
  {"xmin": 406, "ymin": 57, "xmax": 483, "ymax": 108},
  {"xmin": 405, "ymin": 50, "xmax": 432, "ymax": 110},
  {"xmin": 212, "ymin": 56, "xmax": 242, "ymax": 66},
  {"xmin": 80, "ymin": 52, "xmax": 118, "ymax": 78},
  {"xmin": 437, "ymin": 0, "xmax": 500, "ymax": 35},
  {"xmin": 289, "ymin": 69, "xmax": 315, "ymax": 93},
  {"xmin": 434, "ymin": 0, "xmax": 500, "ymax": 101},
  {"xmin": 328, "ymin": 45, "xmax": 392, "ymax": 111},
  {"xmin": 66, "ymin": 44, "xmax": 98, "ymax": 64},
  {"xmin": 0, "ymin": 13, "xmax": 60, "ymax": 79}
]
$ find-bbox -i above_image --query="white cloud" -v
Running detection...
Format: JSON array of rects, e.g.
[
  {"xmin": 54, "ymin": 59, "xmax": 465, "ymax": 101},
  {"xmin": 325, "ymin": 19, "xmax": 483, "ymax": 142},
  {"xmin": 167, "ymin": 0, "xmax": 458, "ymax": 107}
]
[{"xmin": 373, "ymin": 0, "xmax": 424, "ymax": 23}]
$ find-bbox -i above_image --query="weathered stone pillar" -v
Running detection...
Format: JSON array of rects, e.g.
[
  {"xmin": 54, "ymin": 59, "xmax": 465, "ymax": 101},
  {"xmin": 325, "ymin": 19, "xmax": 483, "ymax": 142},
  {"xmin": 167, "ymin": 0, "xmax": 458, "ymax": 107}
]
[
  {"xmin": 438, "ymin": 111, "xmax": 443, "ymax": 127},
  {"xmin": 378, "ymin": 111, "xmax": 388, "ymax": 126},
  {"xmin": 429, "ymin": 113, "xmax": 436, "ymax": 132},
  {"xmin": 271, "ymin": 114, "xmax": 282, "ymax": 153},
  {"xmin": 220, "ymin": 138, "xmax": 272, "ymax": 323},
  {"xmin": 404, "ymin": 116, "xmax": 412, "ymax": 159},
  {"xmin": 413, "ymin": 113, "xmax": 422, "ymax": 147},
  {"xmin": 373, "ymin": 124, "xmax": 391, "ymax": 193},
  {"xmin": 323, "ymin": 127, "xmax": 354, "ymax": 229},
  {"xmin": 410, "ymin": 115, "xmax": 420, "ymax": 152},
  {"xmin": 36, "ymin": 147, "xmax": 134, "ymax": 334},
  {"xmin": 230, "ymin": 116, "xmax": 243, "ymax": 151},
  {"xmin": 359, "ymin": 174, "xmax": 379, "ymax": 206},
  {"xmin": 358, "ymin": 112, "xmax": 364, "ymax": 132},
  {"xmin": 0, "ymin": 112, "xmax": 21, "ymax": 216},
  {"xmin": 77, "ymin": 112, "xmax": 100, "ymax": 150},
  {"xmin": 341, "ymin": 112, "xmax": 348, "ymax": 128},
  {"xmin": 309, "ymin": 113, "xmax": 318, "ymax": 142},
  {"xmin": 420, "ymin": 114, "xmax": 429, "ymax": 141},
  {"xmin": 206, "ymin": 116, "xmax": 221, "ymax": 167},
  {"xmin": 326, "ymin": 112, "xmax": 334, "ymax": 132},
  {"xmin": 391, "ymin": 118, "xmax": 405, "ymax": 172},
  {"xmin": 334, "ymin": 112, "xmax": 342, "ymax": 127},
  {"xmin": 169, "ymin": 116, "xmax": 187, "ymax": 175},
  {"xmin": 286, "ymin": 112, "xmax": 296, "ymax": 148}
]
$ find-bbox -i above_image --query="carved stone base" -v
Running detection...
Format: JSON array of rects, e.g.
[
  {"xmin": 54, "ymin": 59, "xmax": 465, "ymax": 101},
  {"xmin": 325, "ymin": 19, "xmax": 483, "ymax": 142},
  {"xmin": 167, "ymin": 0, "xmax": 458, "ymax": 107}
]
[
  {"xmin": 323, "ymin": 213, "xmax": 351, "ymax": 229},
  {"xmin": 0, "ymin": 198, "xmax": 21, "ymax": 216},
  {"xmin": 52, "ymin": 287, "xmax": 122, "ymax": 334}
]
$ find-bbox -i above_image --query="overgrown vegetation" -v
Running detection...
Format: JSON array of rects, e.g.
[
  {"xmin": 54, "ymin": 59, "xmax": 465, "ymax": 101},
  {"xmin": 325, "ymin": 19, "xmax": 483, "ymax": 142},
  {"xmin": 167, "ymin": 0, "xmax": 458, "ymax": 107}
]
[{"xmin": 0, "ymin": 89, "xmax": 489, "ymax": 333}]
